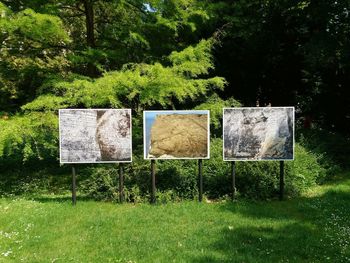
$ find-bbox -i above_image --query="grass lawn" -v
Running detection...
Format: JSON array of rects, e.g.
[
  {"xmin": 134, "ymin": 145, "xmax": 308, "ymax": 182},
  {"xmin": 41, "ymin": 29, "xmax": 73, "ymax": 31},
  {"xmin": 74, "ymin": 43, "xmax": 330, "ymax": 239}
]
[{"xmin": 0, "ymin": 172, "xmax": 349, "ymax": 263}]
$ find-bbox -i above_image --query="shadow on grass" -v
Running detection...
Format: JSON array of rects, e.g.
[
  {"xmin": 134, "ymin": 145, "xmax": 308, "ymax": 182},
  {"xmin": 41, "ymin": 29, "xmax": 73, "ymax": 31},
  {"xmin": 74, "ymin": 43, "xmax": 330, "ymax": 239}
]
[
  {"xmin": 29, "ymin": 195, "xmax": 95, "ymax": 203},
  {"xmin": 0, "ymin": 163, "xmax": 96, "ymax": 198},
  {"xmin": 192, "ymin": 184, "xmax": 350, "ymax": 262},
  {"xmin": 319, "ymin": 170, "xmax": 350, "ymax": 186},
  {"xmin": 0, "ymin": 165, "xmax": 71, "ymax": 195},
  {"xmin": 192, "ymin": 223, "xmax": 322, "ymax": 263}
]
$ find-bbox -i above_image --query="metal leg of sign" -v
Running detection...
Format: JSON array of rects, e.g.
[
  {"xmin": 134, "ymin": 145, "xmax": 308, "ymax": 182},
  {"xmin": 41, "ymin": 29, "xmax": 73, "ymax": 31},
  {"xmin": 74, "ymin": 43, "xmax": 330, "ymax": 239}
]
[
  {"xmin": 198, "ymin": 159, "xmax": 203, "ymax": 202},
  {"xmin": 119, "ymin": 163, "xmax": 124, "ymax": 204},
  {"xmin": 279, "ymin": 161, "xmax": 285, "ymax": 201},
  {"xmin": 72, "ymin": 165, "xmax": 77, "ymax": 206},
  {"xmin": 151, "ymin": 160, "xmax": 156, "ymax": 204},
  {"xmin": 231, "ymin": 161, "xmax": 236, "ymax": 201}
]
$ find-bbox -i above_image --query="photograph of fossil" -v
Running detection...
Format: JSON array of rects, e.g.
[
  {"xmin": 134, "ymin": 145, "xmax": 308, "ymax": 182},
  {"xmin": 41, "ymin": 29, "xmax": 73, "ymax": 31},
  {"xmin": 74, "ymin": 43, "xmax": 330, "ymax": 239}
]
[
  {"xmin": 144, "ymin": 110, "xmax": 210, "ymax": 159},
  {"xmin": 223, "ymin": 107, "xmax": 294, "ymax": 161},
  {"xmin": 59, "ymin": 109, "xmax": 132, "ymax": 163}
]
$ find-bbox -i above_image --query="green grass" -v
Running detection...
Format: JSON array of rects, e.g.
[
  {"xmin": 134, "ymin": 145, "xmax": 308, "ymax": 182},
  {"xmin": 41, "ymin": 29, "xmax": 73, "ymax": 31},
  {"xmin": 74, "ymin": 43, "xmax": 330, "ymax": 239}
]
[{"xmin": 0, "ymin": 173, "xmax": 349, "ymax": 262}]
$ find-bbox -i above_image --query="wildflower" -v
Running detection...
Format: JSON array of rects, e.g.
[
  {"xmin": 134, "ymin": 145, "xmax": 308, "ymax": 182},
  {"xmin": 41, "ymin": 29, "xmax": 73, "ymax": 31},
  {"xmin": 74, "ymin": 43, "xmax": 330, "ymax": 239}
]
[{"xmin": 1, "ymin": 250, "xmax": 12, "ymax": 257}]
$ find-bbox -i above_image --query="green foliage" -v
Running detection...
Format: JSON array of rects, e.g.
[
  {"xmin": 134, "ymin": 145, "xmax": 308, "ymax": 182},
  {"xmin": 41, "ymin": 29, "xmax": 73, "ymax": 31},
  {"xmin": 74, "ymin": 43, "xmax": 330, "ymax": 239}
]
[
  {"xmin": 144, "ymin": 0, "xmax": 211, "ymax": 54},
  {"xmin": 124, "ymin": 185, "xmax": 144, "ymax": 204},
  {"xmin": 20, "ymin": 39, "xmax": 225, "ymax": 111},
  {"xmin": 21, "ymin": 95, "xmax": 67, "ymax": 111},
  {"xmin": 0, "ymin": 2, "xmax": 10, "ymax": 14},
  {"xmin": 195, "ymin": 95, "xmax": 240, "ymax": 132},
  {"xmin": 156, "ymin": 190, "xmax": 179, "ymax": 204},
  {"xmin": 237, "ymin": 143, "xmax": 327, "ymax": 199},
  {"xmin": 169, "ymin": 39, "xmax": 214, "ymax": 77},
  {"xmin": 0, "ymin": 112, "xmax": 58, "ymax": 162},
  {"xmin": 75, "ymin": 138, "xmax": 328, "ymax": 202},
  {"xmin": 2, "ymin": 9, "xmax": 70, "ymax": 46},
  {"xmin": 150, "ymin": 0, "xmax": 210, "ymax": 31},
  {"xmin": 0, "ymin": 35, "xmax": 227, "ymax": 164},
  {"xmin": 297, "ymin": 128, "xmax": 347, "ymax": 172},
  {"xmin": 0, "ymin": 6, "xmax": 70, "ymax": 111},
  {"xmin": 0, "ymin": 108, "xmax": 330, "ymax": 202},
  {"xmin": 0, "ymin": 166, "xmax": 70, "ymax": 196},
  {"xmin": 80, "ymin": 167, "xmax": 119, "ymax": 202},
  {"xmin": 287, "ymin": 144, "xmax": 326, "ymax": 195}
]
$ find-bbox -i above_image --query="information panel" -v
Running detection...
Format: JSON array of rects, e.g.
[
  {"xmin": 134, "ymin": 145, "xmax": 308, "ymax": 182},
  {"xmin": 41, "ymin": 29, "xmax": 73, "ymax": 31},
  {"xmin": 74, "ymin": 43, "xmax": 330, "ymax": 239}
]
[
  {"xmin": 144, "ymin": 110, "xmax": 210, "ymax": 159},
  {"xmin": 59, "ymin": 109, "xmax": 132, "ymax": 163},
  {"xmin": 223, "ymin": 107, "xmax": 294, "ymax": 161}
]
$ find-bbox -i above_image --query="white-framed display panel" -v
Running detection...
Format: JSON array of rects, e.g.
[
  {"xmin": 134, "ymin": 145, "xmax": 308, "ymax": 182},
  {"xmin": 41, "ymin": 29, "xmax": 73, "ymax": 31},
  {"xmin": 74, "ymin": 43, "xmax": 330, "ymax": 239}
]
[
  {"xmin": 222, "ymin": 107, "xmax": 295, "ymax": 161},
  {"xmin": 143, "ymin": 110, "xmax": 210, "ymax": 160},
  {"xmin": 59, "ymin": 108, "xmax": 132, "ymax": 164}
]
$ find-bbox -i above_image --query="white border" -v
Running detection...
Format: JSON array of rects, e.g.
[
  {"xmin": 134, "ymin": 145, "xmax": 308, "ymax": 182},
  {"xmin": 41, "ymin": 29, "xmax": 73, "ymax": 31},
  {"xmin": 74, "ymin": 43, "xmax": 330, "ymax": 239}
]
[
  {"xmin": 222, "ymin": 107, "xmax": 295, "ymax": 162},
  {"xmin": 59, "ymin": 108, "xmax": 132, "ymax": 164},
  {"xmin": 143, "ymin": 110, "xmax": 210, "ymax": 160}
]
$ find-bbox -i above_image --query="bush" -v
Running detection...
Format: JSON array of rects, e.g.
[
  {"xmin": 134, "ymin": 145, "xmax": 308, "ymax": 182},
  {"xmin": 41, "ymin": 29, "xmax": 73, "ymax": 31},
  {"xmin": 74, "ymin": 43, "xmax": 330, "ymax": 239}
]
[
  {"xmin": 297, "ymin": 128, "xmax": 344, "ymax": 174},
  {"xmin": 204, "ymin": 139, "xmax": 327, "ymax": 199},
  {"xmin": 0, "ymin": 118, "xmax": 331, "ymax": 201},
  {"xmin": 76, "ymin": 138, "xmax": 327, "ymax": 201},
  {"xmin": 286, "ymin": 144, "xmax": 327, "ymax": 195},
  {"xmin": 79, "ymin": 167, "xmax": 119, "ymax": 201}
]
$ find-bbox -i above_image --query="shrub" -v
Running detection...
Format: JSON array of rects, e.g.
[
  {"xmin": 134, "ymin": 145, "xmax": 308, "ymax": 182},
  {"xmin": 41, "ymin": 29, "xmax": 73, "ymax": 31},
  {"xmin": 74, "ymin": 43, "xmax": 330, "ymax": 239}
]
[
  {"xmin": 204, "ymin": 139, "xmax": 327, "ymax": 199},
  {"xmin": 79, "ymin": 167, "xmax": 118, "ymax": 201},
  {"xmin": 286, "ymin": 144, "xmax": 327, "ymax": 195},
  {"xmin": 77, "ymin": 138, "xmax": 327, "ymax": 201},
  {"xmin": 297, "ymin": 128, "xmax": 344, "ymax": 174}
]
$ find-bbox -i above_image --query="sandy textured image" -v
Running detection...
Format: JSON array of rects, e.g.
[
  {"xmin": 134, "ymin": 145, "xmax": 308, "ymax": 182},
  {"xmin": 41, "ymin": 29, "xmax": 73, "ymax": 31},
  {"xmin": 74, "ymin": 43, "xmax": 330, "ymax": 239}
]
[
  {"xmin": 59, "ymin": 109, "xmax": 131, "ymax": 163},
  {"xmin": 145, "ymin": 112, "xmax": 209, "ymax": 159},
  {"xmin": 224, "ymin": 107, "xmax": 294, "ymax": 160}
]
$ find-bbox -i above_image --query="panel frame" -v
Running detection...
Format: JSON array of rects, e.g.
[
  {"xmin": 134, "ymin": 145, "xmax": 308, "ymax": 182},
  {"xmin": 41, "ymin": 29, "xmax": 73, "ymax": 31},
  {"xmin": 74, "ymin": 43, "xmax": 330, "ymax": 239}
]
[
  {"xmin": 143, "ymin": 110, "xmax": 211, "ymax": 160},
  {"xmin": 59, "ymin": 108, "xmax": 132, "ymax": 164},
  {"xmin": 222, "ymin": 107, "xmax": 295, "ymax": 161}
]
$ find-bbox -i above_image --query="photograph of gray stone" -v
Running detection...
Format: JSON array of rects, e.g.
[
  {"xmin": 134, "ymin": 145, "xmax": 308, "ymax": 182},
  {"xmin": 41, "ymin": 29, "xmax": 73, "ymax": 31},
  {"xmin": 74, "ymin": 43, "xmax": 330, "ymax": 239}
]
[
  {"xmin": 223, "ymin": 107, "xmax": 294, "ymax": 161},
  {"xmin": 144, "ymin": 110, "xmax": 210, "ymax": 159},
  {"xmin": 59, "ymin": 109, "xmax": 132, "ymax": 163}
]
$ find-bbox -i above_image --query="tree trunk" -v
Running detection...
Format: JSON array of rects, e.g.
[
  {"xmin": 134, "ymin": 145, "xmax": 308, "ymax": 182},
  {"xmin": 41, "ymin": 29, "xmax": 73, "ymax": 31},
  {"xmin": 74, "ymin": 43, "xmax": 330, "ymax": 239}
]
[
  {"xmin": 83, "ymin": 0, "xmax": 95, "ymax": 48},
  {"xmin": 82, "ymin": 0, "xmax": 98, "ymax": 76}
]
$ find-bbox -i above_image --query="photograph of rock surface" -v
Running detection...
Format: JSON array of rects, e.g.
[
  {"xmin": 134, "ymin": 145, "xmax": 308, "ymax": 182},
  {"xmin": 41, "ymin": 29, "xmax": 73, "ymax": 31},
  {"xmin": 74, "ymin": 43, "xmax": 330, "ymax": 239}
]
[
  {"xmin": 59, "ymin": 109, "xmax": 132, "ymax": 163},
  {"xmin": 223, "ymin": 107, "xmax": 294, "ymax": 161},
  {"xmin": 144, "ymin": 110, "xmax": 210, "ymax": 159}
]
